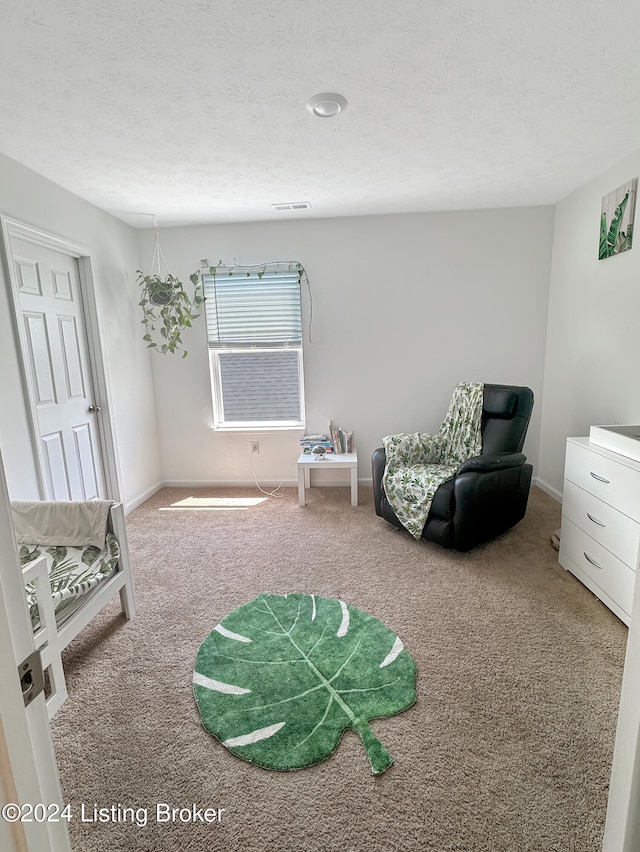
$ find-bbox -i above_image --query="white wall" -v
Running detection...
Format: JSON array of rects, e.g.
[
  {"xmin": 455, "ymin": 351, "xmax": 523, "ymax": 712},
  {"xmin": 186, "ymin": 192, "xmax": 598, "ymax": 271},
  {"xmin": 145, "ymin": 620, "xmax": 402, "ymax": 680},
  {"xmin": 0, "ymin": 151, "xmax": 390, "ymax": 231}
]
[
  {"xmin": 538, "ymin": 148, "xmax": 640, "ymax": 497},
  {"xmin": 0, "ymin": 153, "xmax": 162, "ymax": 509},
  {"xmin": 139, "ymin": 207, "xmax": 554, "ymax": 487}
]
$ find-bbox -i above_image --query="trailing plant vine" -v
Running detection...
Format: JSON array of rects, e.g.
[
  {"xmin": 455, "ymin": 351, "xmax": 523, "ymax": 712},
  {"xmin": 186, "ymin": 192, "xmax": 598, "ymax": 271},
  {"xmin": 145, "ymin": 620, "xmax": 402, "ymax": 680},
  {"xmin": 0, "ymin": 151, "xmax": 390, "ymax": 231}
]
[
  {"xmin": 137, "ymin": 270, "xmax": 204, "ymax": 357},
  {"xmin": 137, "ymin": 255, "xmax": 313, "ymax": 357},
  {"xmin": 137, "ymin": 214, "xmax": 205, "ymax": 357},
  {"xmin": 201, "ymin": 259, "xmax": 314, "ymax": 342}
]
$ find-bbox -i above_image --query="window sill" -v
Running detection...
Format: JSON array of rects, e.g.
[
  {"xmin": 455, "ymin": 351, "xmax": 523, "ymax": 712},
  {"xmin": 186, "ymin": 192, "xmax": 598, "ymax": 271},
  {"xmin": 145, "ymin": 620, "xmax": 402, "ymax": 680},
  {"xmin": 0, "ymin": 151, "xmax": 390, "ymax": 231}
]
[{"xmin": 212, "ymin": 425, "xmax": 306, "ymax": 434}]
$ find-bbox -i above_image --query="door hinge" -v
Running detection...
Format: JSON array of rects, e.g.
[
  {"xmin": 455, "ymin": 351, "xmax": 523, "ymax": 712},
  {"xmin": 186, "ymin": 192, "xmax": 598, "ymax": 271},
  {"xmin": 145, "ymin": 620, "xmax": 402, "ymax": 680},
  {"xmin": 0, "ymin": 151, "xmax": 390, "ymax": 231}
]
[{"xmin": 18, "ymin": 650, "xmax": 45, "ymax": 708}]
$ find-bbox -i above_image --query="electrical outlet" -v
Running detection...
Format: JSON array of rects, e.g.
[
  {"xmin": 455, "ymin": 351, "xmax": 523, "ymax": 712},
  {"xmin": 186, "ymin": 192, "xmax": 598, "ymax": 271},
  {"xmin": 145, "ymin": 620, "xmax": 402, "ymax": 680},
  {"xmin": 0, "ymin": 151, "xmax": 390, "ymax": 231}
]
[{"xmin": 251, "ymin": 441, "xmax": 259, "ymax": 454}]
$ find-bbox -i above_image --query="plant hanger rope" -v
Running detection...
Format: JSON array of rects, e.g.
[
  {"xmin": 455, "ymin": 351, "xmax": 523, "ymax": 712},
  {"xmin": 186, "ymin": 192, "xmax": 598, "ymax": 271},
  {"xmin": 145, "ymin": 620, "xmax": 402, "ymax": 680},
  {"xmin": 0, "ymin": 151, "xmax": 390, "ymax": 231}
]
[{"xmin": 150, "ymin": 214, "xmax": 170, "ymax": 278}]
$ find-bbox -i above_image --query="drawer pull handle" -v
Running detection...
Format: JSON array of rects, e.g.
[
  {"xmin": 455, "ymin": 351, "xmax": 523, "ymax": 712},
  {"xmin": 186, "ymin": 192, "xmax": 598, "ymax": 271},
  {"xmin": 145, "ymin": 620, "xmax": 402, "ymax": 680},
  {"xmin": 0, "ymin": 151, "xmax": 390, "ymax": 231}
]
[
  {"xmin": 584, "ymin": 552, "xmax": 603, "ymax": 570},
  {"xmin": 586, "ymin": 512, "xmax": 606, "ymax": 527},
  {"xmin": 590, "ymin": 471, "xmax": 610, "ymax": 484}
]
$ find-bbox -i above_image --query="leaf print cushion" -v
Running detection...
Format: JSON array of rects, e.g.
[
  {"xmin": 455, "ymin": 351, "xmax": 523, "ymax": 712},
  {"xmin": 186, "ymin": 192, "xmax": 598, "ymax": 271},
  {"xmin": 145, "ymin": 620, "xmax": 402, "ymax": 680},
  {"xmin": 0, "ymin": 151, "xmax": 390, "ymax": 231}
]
[
  {"xmin": 21, "ymin": 534, "xmax": 120, "ymax": 627},
  {"xmin": 193, "ymin": 593, "xmax": 417, "ymax": 774}
]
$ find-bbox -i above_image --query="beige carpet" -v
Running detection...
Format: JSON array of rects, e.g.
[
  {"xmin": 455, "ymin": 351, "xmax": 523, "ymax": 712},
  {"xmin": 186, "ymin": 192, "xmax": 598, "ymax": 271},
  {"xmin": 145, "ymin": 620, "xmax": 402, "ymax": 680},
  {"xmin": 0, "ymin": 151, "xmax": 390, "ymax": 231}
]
[{"xmin": 51, "ymin": 485, "xmax": 628, "ymax": 851}]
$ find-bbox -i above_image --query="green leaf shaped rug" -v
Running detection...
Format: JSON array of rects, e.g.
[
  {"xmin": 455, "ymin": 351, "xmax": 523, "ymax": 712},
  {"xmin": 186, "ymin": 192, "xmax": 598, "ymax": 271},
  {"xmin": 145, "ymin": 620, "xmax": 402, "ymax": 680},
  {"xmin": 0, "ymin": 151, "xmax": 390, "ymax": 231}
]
[{"xmin": 193, "ymin": 593, "xmax": 417, "ymax": 775}]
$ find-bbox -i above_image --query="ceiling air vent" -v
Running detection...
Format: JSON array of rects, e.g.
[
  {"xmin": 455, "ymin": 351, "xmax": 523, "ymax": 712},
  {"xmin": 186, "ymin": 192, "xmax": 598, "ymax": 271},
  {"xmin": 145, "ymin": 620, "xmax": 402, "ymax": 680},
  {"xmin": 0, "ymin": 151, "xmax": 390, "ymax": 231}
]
[{"xmin": 271, "ymin": 201, "xmax": 312, "ymax": 212}]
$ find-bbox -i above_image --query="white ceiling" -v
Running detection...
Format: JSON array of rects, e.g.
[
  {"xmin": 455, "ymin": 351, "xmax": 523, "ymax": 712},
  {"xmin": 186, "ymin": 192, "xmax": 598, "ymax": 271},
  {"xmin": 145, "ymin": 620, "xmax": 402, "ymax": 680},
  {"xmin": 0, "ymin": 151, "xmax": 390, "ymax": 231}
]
[{"xmin": 2, "ymin": 1, "xmax": 640, "ymax": 228}]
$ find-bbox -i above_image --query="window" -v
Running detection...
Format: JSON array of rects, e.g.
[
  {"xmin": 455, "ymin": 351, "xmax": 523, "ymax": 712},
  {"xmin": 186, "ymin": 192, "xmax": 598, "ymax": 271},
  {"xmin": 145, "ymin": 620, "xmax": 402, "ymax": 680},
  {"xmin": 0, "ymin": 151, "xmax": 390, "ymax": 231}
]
[{"xmin": 204, "ymin": 267, "xmax": 305, "ymax": 429}]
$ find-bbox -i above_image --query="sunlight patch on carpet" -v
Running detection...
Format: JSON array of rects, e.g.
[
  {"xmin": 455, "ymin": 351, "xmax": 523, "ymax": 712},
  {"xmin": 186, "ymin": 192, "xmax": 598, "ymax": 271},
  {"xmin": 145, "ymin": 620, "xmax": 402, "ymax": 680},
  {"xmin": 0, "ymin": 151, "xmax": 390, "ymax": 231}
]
[
  {"xmin": 193, "ymin": 593, "xmax": 417, "ymax": 775},
  {"xmin": 161, "ymin": 496, "xmax": 268, "ymax": 511}
]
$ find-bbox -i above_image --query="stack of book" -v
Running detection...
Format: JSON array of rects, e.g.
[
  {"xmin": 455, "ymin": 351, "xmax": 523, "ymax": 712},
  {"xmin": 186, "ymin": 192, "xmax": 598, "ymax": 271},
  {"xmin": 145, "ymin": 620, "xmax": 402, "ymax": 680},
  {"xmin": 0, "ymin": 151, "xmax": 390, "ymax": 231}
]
[
  {"xmin": 329, "ymin": 422, "xmax": 354, "ymax": 454},
  {"xmin": 299, "ymin": 434, "xmax": 334, "ymax": 454}
]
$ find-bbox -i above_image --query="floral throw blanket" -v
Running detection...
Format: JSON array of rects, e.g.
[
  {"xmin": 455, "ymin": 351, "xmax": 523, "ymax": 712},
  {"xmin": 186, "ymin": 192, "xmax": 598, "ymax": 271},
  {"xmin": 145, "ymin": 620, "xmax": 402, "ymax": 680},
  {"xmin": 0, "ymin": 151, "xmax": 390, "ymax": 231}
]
[{"xmin": 382, "ymin": 382, "xmax": 484, "ymax": 539}]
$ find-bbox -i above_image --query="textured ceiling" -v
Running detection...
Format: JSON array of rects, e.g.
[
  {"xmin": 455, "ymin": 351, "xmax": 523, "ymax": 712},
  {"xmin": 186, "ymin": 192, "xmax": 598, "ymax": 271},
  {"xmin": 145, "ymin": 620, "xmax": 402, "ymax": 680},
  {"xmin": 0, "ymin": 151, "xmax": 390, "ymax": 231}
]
[{"xmin": 1, "ymin": 1, "xmax": 640, "ymax": 228}]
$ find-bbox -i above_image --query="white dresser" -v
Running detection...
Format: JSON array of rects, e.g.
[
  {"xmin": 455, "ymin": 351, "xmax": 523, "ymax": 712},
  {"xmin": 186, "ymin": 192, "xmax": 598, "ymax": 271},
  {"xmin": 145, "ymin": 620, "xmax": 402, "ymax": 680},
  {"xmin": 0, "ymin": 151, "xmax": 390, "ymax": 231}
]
[{"xmin": 559, "ymin": 437, "xmax": 640, "ymax": 625}]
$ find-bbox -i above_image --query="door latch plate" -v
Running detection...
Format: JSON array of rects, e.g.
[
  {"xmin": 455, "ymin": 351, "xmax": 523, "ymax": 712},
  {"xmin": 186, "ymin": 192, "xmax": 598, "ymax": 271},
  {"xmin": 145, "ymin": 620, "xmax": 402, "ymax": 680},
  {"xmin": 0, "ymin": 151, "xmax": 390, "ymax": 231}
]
[{"xmin": 18, "ymin": 650, "xmax": 45, "ymax": 708}]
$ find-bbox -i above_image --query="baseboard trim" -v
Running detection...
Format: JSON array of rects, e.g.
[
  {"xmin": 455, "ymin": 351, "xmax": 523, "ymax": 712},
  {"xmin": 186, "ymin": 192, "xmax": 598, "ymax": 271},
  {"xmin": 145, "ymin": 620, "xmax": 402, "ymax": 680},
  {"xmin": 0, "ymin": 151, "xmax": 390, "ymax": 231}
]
[
  {"xmin": 132, "ymin": 475, "xmax": 543, "ymax": 509},
  {"xmin": 161, "ymin": 477, "xmax": 373, "ymax": 490},
  {"xmin": 162, "ymin": 478, "xmax": 297, "ymax": 488},
  {"xmin": 127, "ymin": 479, "xmax": 371, "ymax": 508},
  {"xmin": 534, "ymin": 477, "xmax": 562, "ymax": 504},
  {"xmin": 125, "ymin": 481, "xmax": 163, "ymax": 514}
]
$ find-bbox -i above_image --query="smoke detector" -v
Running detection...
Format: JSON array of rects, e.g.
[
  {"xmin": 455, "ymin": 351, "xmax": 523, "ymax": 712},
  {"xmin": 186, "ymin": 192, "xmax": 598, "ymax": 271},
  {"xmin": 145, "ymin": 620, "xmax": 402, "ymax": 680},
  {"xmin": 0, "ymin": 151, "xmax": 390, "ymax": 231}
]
[{"xmin": 306, "ymin": 93, "xmax": 347, "ymax": 118}]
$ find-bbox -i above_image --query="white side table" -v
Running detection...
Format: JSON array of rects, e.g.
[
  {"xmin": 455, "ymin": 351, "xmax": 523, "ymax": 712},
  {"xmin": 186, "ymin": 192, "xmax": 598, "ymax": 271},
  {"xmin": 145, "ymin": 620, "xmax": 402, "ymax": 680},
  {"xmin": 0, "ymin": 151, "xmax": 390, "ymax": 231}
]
[{"xmin": 297, "ymin": 451, "xmax": 358, "ymax": 507}]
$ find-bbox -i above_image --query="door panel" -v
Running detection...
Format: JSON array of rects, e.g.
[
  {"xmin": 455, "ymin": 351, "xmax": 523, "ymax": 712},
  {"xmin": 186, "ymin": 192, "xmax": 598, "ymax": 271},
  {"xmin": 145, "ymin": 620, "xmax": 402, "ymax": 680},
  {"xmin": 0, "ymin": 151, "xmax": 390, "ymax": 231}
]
[
  {"xmin": 73, "ymin": 423, "xmax": 99, "ymax": 496},
  {"xmin": 40, "ymin": 433, "xmax": 70, "ymax": 500},
  {"xmin": 12, "ymin": 238, "xmax": 105, "ymax": 500},
  {"xmin": 52, "ymin": 268, "xmax": 72, "ymax": 300},
  {"xmin": 24, "ymin": 312, "xmax": 57, "ymax": 405},
  {"xmin": 59, "ymin": 317, "xmax": 85, "ymax": 399},
  {"xmin": 15, "ymin": 256, "xmax": 42, "ymax": 294}
]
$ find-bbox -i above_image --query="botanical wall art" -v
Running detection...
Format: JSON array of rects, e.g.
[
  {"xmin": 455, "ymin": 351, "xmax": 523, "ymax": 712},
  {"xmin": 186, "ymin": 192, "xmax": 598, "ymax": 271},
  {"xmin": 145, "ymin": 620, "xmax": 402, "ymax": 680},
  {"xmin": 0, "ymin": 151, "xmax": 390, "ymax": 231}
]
[{"xmin": 599, "ymin": 178, "xmax": 637, "ymax": 259}]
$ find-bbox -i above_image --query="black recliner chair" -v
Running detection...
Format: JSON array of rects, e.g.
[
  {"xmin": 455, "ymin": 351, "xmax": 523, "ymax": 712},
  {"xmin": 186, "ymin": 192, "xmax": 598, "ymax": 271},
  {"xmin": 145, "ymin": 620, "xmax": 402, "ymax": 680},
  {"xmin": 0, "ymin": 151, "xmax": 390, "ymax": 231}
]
[{"xmin": 372, "ymin": 384, "xmax": 534, "ymax": 551}]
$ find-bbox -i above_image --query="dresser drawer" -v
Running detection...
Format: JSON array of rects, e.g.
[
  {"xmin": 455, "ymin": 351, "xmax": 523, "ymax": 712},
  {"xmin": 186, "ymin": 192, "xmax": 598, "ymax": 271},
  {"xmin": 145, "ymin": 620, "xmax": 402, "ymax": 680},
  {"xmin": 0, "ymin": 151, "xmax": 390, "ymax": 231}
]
[
  {"xmin": 559, "ymin": 518, "xmax": 636, "ymax": 617},
  {"xmin": 565, "ymin": 441, "xmax": 640, "ymax": 522},
  {"xmin": 562, "ymin": 480, "xmax": 640, "ymax": 569}
]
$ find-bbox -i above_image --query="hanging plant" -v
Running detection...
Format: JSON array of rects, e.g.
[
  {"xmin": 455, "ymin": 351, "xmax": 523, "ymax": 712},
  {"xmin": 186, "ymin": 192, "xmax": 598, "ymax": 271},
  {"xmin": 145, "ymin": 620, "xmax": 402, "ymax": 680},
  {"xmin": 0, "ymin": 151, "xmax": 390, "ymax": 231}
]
[
  {"xmin": 137, "ymin": 270, "xmax": 204, "ymax": 357},
  {"xmin": 137, "ymin": 216, "xmax": 204, "ymax": 357}
]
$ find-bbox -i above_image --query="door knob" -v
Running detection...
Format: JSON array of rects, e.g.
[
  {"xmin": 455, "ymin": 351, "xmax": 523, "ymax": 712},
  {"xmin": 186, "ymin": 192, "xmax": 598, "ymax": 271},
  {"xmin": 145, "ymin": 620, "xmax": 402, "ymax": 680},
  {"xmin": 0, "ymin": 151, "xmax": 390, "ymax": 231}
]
[{"xmin": 88, "ymin": 404, "xmax": 101, "ymax": 414}]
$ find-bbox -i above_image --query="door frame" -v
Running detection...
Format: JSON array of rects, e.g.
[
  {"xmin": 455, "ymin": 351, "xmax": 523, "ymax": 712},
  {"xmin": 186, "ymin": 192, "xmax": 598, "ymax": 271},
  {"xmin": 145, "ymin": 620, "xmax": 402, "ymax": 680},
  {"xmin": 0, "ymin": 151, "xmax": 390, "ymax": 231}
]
[
  {"xmin": 603, "ymin": 574, "xmax": 640, "ymax": 849},
  {"xmin": 0, "ymin": 450, "xmax": 71, "ymax": 852},
  {"xmin": 0, "ymin": 217, "xmax": 123, "ymax": 503}
]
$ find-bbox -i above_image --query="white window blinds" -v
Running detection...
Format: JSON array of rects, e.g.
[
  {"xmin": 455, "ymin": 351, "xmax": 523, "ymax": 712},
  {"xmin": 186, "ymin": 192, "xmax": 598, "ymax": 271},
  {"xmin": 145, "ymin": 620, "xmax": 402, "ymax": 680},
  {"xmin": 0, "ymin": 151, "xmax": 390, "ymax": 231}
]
[
  {"xmin": 203, "ymin": 270, "xmax": 302, "ymax": 347},
  {"xmin": 203, "ymin": 264, "xmax": 305, "ymax": 427}
]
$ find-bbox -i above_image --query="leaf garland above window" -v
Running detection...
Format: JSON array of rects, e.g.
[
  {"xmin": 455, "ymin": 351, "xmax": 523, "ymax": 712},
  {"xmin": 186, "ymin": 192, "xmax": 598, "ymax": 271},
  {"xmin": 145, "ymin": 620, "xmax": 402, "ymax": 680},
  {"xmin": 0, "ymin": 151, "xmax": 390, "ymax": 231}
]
[{"xmin": 200, "ymin": 260, "xmax": 313, "ymax": 343}]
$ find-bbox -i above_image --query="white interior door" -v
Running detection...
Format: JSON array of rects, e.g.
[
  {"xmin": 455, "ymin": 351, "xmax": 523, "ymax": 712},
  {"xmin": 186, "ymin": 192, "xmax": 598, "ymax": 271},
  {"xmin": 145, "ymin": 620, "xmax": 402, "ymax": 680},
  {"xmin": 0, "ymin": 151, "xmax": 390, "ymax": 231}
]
[{"xmin": 7, "ymin": 236, "xmax": 106, "ymax": 501}]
